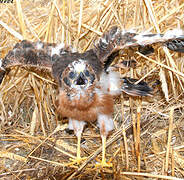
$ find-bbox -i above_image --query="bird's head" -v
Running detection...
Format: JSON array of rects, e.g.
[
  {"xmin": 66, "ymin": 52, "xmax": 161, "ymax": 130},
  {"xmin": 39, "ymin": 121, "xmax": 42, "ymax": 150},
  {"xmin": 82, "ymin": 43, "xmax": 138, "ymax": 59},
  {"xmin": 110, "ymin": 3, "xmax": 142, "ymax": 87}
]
[{"xmin": 61, "ymin": 60, "xmax": 96, "ymax": 92}]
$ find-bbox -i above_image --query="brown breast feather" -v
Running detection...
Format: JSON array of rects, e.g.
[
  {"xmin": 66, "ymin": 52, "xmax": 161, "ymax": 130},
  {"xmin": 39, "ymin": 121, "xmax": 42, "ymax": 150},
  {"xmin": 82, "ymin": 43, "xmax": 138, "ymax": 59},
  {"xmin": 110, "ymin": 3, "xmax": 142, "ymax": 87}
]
[{"xmin": 57, "ymin": 90, "xmax": 114, "ymax": 122}]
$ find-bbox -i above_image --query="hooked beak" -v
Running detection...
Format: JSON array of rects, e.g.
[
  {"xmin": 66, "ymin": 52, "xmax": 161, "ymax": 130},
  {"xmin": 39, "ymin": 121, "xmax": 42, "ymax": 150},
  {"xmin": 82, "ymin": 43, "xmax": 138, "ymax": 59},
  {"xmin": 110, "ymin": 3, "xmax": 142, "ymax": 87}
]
[{"xmin": 75, "ymin": 72, "xmax": 87, "ymax": 85}]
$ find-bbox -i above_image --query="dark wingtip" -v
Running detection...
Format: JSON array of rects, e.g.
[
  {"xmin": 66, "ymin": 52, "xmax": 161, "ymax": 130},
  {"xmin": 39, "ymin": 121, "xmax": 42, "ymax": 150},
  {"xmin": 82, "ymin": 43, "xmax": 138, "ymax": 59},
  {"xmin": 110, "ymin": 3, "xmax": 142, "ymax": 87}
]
[
  {"xmin": 166, "ymin": 39, "xmax": 184, "ymax": 53},
  {"xmin": 121, "ymin": 77, "xmax": 153, "ymax": 97}
]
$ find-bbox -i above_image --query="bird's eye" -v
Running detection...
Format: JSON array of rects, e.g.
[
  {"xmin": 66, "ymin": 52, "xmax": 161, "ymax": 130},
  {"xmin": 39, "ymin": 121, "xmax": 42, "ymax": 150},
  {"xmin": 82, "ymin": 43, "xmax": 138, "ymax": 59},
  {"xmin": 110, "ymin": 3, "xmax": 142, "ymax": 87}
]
[
  {"xmin": 68, "ymin": 71, "xmax": 76, "ymax": 79},
  {"xmin": 63, "ymin": 77, "xmax": 71, "ymax": 86},
  {"xmin": 84, "ymin": 69, "xmax": 90, "ymax": 77}
]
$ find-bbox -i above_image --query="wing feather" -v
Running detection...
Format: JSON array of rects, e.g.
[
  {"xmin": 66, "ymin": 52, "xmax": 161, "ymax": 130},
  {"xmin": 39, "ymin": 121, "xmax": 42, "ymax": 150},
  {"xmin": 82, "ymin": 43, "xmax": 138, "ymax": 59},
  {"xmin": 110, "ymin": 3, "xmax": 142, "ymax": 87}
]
[
  {"xmin": 94, "ymin": 26, "xmax": 184, "ymax": 71},
  {"xmin": 166, "ymin": 38, "xmax": 184, "ymax": 52},
  {"xmin": 0, "ymin": 40, "xmax": 74, "ymax": 83}
]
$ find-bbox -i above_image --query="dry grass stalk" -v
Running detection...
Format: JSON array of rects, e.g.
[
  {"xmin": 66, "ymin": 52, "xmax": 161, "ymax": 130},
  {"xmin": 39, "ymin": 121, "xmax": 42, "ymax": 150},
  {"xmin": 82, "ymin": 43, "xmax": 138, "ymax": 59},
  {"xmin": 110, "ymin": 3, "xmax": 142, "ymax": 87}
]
[
  {"xmin": 165, "ymin": 107, "xmax": 174, "ymax": 174},
  {"xmin": 122, "ymin": 125, "xmax": 129, "ymax": 171},
  {"xmin": 30, "ymin": 105, "xmax": 38, "ymax": 136},
  {"xmin": 0, "ymin": 151, "xmax": 27, "ymax": 162},
  {"xmin": 136, "ymin": 100, "xmax": 141, "ymax": 172},
  {"xmin": 121, "ymin": 171, "xmax": 184, "ymax": 180},
  {"xmin": 137, "ymin": 52, "xmax": 184, "ymax": 78},
  {"xmin": 15, "ymin": 0, "xmax": 26, "ymax": 39}
]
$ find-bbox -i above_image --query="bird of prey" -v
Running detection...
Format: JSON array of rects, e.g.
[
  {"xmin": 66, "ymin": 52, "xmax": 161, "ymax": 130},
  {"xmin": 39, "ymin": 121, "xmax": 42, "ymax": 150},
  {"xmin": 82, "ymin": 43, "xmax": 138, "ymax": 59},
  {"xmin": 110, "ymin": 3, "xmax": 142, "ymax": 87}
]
[{"xmin": 0, "ymin": 26, "xmax": 183, "ymax": 167}]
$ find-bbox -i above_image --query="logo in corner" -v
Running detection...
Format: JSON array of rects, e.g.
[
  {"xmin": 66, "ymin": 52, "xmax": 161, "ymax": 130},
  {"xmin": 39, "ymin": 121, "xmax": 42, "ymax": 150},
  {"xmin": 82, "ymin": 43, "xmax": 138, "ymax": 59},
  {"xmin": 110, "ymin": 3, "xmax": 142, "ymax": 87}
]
[{"xmin": 0, "ymin": 0, "xmax": 13, "ymax": 3}]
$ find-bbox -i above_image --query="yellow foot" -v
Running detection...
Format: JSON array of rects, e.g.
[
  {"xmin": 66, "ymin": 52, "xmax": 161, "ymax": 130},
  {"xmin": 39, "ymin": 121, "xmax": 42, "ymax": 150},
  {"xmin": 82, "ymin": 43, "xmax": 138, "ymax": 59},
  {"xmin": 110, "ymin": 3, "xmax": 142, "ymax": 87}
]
[
  {"xmin": 95, "ymin": 160, "xmax": 112, "ymax": 168},
  {"xmin": 67, "ymin": 157, "xmax": 87, "ymax": 166}
]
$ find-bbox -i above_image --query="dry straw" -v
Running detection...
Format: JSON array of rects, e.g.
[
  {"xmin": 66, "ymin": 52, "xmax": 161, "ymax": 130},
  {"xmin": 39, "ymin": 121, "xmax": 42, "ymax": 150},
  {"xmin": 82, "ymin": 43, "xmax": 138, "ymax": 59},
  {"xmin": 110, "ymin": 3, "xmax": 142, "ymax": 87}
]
[{"xmin": 0, "ymin": 0, "xmax": 184, "ymax": 179}]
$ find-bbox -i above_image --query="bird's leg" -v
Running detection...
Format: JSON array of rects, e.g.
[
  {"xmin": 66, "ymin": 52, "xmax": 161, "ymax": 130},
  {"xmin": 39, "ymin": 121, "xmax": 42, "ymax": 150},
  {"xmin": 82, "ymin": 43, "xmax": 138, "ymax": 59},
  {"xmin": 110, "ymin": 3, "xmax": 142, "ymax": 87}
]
[
  {"xmin": 100, "ymin": 134, "xmax": 112, "ymax": 167},
  {"xmin": 69, "ymin": 131, "xmax": 86, "ymax": 165},
  {"xmin": 96, "ymin": 114, "xmax": 114, "ymax": 167},
  {"xmin": 102, "ymin": 135, "xmax": 106, "ymax": 163},
  {"xmin": 67, "ymin": 119, "xmax": 87, "ymax": 165},
  {"xmin": 96, "ymin": 134, "xmax": 112, "ymax": 167},
  {"xmin": 76, "ymin": 132, "xmax": 82, "ymax": 161}
]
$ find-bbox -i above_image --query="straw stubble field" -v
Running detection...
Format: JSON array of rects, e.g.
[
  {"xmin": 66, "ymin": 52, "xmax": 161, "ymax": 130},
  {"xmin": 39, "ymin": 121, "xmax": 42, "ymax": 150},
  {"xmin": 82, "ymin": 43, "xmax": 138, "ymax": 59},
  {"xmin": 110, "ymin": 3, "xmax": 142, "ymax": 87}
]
[{"xmin": 0, "ymin": 0, "xmax": 184, "ymax": 179}]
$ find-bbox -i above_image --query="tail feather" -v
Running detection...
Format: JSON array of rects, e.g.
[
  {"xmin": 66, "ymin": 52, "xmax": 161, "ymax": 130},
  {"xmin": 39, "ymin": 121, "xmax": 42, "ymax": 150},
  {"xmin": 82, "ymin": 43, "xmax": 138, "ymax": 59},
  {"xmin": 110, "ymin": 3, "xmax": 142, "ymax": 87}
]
[{"xmin": 121, "ymin": 77, "xmax": 153, "ymax": 97}]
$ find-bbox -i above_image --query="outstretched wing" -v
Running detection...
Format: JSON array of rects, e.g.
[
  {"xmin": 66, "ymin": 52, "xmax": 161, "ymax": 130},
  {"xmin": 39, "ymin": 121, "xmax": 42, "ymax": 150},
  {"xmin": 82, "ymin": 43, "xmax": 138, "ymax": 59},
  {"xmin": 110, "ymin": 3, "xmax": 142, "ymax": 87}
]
[
  {"xmin": 94, "ymin": 26, "xmax": 184, "ymax": 71},
  {"xmin": 0, "ymin": 40, "xmax": 74, "ymax": 83}
]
